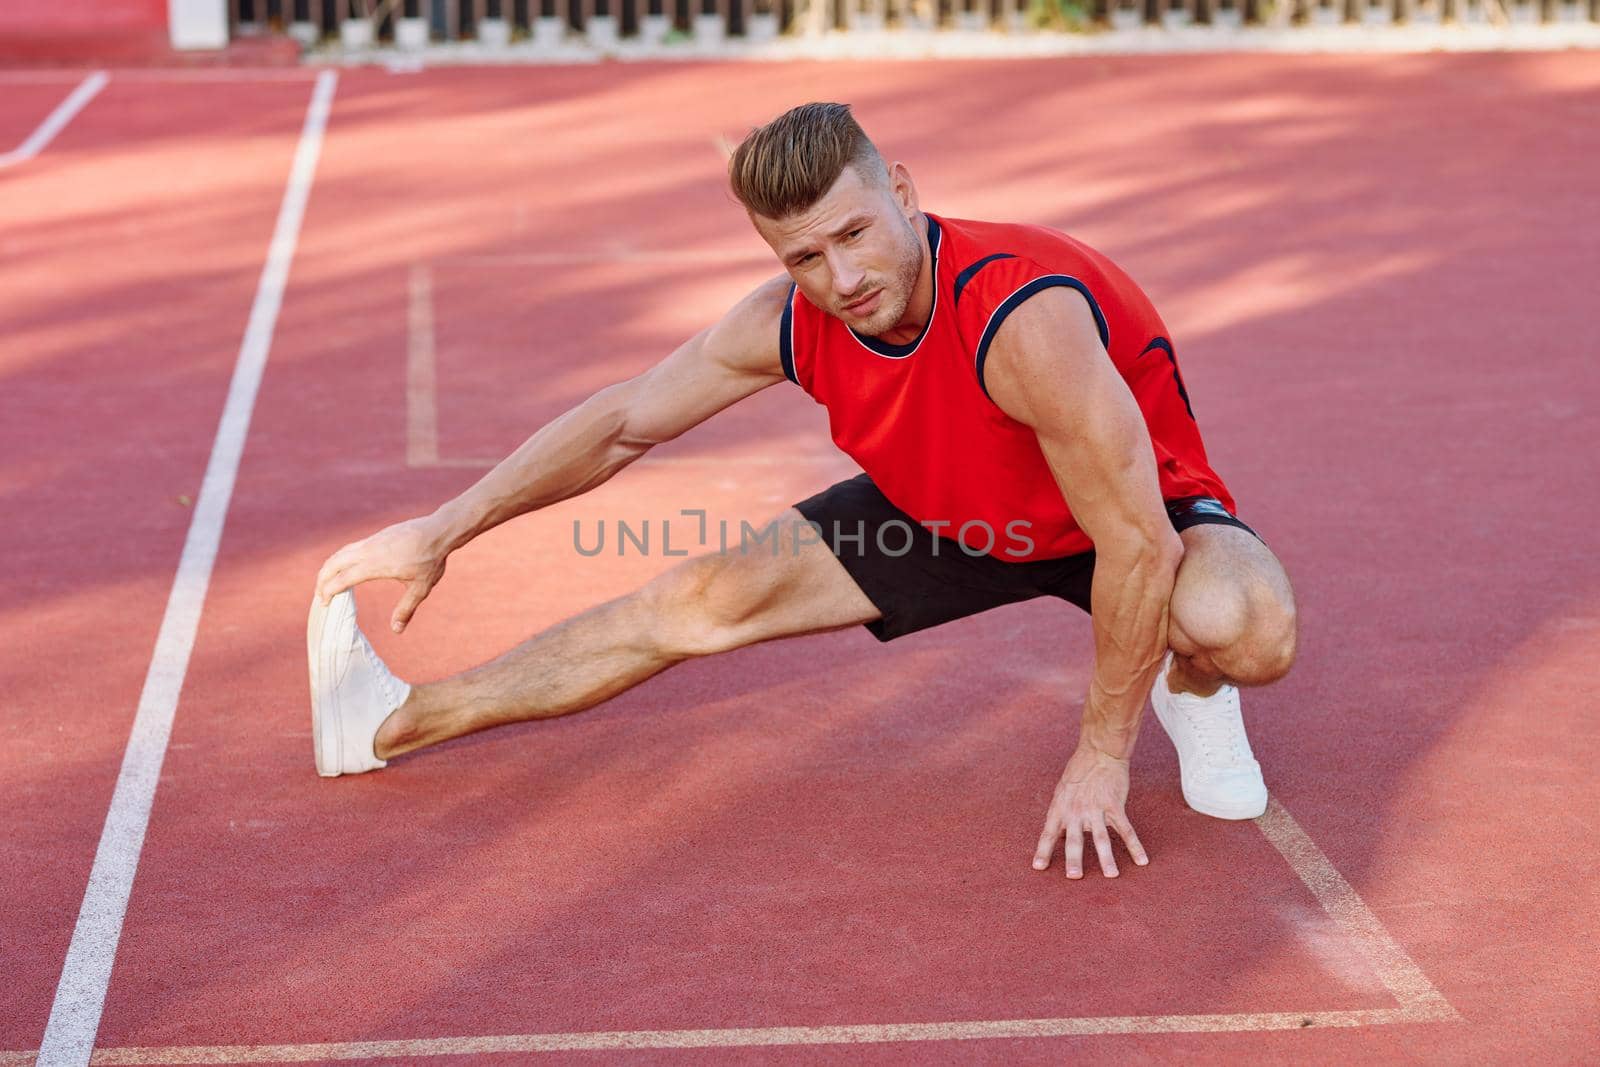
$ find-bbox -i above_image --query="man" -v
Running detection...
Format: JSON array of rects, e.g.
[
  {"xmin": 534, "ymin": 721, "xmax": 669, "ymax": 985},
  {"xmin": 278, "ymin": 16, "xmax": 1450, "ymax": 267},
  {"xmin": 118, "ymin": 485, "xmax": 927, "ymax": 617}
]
[{"xmin": 310, "ymin": 102, "xmax": 1297, "ymax": 881}]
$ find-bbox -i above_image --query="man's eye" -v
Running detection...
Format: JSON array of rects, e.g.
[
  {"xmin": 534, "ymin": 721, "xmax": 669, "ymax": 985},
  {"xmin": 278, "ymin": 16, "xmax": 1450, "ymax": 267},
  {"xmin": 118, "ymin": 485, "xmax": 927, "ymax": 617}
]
[
  {"xmin": 799, "ymin": 253, "xmax": 818, "ymax": 265},
  {"xmin": 847, "ymin": 229, "xmax": 864, "ymax": 239}
]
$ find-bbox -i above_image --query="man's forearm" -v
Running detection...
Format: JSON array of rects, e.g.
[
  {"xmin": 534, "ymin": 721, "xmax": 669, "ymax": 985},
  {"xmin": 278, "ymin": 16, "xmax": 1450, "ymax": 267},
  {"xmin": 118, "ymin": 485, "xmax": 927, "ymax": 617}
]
[
  {"xmin": 1078, "ymin": 534, "xmax": 1184, "ymax": 759},
  {"xmin": 429, "ymin": 383, "xmax": 648, "ymax": 553}
]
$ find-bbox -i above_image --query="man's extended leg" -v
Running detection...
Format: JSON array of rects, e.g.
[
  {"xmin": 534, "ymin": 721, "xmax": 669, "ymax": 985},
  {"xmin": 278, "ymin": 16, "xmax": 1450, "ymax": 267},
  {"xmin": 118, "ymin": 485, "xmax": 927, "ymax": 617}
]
[{"xmin": 371, "ymin": 509, "xmax": 879, "ymax": 761}]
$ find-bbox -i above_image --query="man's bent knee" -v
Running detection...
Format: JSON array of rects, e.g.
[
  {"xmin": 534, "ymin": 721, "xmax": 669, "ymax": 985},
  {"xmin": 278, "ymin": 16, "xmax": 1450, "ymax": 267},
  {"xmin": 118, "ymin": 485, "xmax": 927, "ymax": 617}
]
[
  {"xmin": 1170, "ymin": 582, "xmax": 1252, "ymax": 657},
  {"xmin": 634, "ymin": 506, "xmax": 877, "ymax": 659},
  {"xmin": 634, "ymin": 550, "xmax": 778, "ymax": 659},
  {"xmin": 1216, "ymin": 599, "xmax": 1298, "ymax": 687},
  {"xmin": 1170, "ymin": 524, "xmax": 1298, "ymax": 688},
  {"xmin": 1171, "ymin": 579, "xmax": 1297, "ymax": 687}
]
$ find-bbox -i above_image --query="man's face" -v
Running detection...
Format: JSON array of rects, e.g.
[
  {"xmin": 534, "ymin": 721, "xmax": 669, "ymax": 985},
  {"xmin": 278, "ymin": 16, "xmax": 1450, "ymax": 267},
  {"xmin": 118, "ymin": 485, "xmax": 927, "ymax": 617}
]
[{"xmin": 750, "ymin": 163, "xmax": 924, "ymax": 337}]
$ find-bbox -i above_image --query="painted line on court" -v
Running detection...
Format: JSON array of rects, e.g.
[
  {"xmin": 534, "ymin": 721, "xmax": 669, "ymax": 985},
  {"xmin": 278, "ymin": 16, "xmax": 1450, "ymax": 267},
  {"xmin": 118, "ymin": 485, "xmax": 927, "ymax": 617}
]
[
  {"xmin": 1257, "ymin": 799, "xmax": 1457, "ymax": 1016},
  {"xmin": 3, "ymin": 1006, "xmax": 1456, "ymax": 1063},
  {"xmin": 8, "ymin": 797, "xmax": 1452, "ymax": 1062},
  {"xmin": 405, "ymin": 263, "xmax": 440, "ymax": 467},
  {"xmin": 33, "ymin": 70, "xmax": 340, "ymax": 1067},
  {"xmin": 0, "ymin": 72, "xmax": 108, "ymax": 169}
]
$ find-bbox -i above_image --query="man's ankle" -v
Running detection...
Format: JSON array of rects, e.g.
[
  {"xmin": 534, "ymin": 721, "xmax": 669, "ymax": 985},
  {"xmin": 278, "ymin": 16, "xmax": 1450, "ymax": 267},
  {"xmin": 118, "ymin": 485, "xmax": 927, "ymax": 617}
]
[
  {"xmin": 1167, "ymin": 652, "xmax": 1225, "ymax": 698},
  {"xmin": 373, "ymin": 693, "xmax": 417, "ymax": 760}
]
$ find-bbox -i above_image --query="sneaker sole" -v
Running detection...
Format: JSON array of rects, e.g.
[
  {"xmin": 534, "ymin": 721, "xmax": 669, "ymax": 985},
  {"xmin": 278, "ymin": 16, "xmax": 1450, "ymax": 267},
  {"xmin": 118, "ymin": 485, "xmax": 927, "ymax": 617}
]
[
  {"xmin": 1177, "ymin": 783, "xmax": 1268, "ymax": 821},
  {"xmin": 307, "ymin": 591, "xmax": 353, "ymax": 778}
]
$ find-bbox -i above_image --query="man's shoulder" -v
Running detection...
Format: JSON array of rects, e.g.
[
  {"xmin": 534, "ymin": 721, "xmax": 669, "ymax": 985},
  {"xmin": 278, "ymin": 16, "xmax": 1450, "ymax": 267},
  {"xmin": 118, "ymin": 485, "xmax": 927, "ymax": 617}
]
[
  {"xmin": 934, "ymin": 212, "xmax": 1088, "ymax": 268},
  {"xmin": 715, "ymin": 273, "xmax": 791, "ymax": 335},
  {"xmin": 699, "ymin": 273, "xmax": 791, "ymax": 377},
  {"xmin": 728, "ymin": 271, "xmax": 792, "ymax": 311}
]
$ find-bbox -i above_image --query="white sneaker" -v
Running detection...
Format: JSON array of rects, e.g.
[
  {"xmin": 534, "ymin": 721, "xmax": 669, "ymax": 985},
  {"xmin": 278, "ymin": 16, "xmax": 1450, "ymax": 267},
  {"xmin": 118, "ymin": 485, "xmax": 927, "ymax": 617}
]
[
  {"xmin": 307, "ymin": 590, "xmax": 411, "ymax": 777},
  {"xmin": 1150, "ymin": 651, "xmax": 1268, "ymax": 820}
]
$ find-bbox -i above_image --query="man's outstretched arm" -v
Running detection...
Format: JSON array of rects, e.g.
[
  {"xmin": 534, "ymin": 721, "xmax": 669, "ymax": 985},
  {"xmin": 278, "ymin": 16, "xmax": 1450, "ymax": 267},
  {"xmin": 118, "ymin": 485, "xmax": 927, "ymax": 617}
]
[
  {"xmin": 982, "ymin": 286, "xmax": 1185, "ymax": 879},
  {"xmin": 314, "ymin": 275, "xmax": 792, "ymax": 629}
]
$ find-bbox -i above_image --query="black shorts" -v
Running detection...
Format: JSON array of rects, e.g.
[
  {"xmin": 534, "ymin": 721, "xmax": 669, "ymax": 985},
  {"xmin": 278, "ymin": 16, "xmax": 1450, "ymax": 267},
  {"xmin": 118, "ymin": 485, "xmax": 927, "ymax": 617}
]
[{"xmin": 793, "ymin": 473, "xmax": 1263, "ymax": 643}]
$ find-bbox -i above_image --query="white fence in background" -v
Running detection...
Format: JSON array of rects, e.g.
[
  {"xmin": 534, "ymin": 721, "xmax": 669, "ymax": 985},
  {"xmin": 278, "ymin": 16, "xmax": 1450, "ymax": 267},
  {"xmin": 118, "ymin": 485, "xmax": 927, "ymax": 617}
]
[{"xmin": 227, "ymin": 0, "xmax": 1600, "ymax": 48}]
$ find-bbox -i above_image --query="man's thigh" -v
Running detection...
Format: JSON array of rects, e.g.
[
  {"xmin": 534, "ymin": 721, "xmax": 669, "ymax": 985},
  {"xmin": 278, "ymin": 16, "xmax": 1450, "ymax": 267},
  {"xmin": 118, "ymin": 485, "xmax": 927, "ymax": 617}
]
[
  {"xmin": 791, "ymin": 473, "xmax": 1073, "ymax": 642},
  {"xmin": 1174, "ymin": 523, "xmax": 1295, "ymax": 619}
]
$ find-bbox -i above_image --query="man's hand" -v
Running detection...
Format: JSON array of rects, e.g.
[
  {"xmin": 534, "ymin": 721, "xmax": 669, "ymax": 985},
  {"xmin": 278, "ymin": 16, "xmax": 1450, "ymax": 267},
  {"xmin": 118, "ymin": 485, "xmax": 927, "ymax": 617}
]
[
  {"xmin": 313, "ymin": 516, "xmax": 450, "ymax": 633},
  {"xmin": 1032, "ymin": 745, "xmax": 1149, "ymax": 878}
]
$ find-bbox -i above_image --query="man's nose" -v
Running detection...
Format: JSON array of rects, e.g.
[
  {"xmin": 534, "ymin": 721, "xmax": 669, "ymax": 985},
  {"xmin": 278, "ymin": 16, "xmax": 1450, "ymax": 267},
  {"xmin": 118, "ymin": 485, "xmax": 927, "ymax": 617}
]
[{"xmin": 828, "ymin": 252, "xmax": 865, "ymax": 297}]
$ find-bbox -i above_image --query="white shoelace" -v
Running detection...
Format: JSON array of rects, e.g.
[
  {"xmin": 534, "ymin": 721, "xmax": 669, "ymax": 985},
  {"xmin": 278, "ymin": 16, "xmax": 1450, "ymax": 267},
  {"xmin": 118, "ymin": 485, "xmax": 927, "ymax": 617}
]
[
  {"xmin": 355, "ymin": 628, "xmax": 405, "ymax": 711},
  {"xmin": 1169, "ymin": 686, "xmax": 1251, "ymax": 767}
]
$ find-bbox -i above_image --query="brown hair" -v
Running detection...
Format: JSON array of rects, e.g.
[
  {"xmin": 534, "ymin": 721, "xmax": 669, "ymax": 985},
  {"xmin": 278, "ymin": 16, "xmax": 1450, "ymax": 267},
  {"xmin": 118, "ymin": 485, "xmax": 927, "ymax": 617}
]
[{"xmin": 728, "ymin": 102, "xmax": 886, "ymax": 220}]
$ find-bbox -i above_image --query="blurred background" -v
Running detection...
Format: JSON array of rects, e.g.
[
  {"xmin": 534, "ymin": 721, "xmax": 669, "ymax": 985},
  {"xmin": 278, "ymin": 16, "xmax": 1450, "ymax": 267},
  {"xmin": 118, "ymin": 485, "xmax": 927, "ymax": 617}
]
[{"xmin": 3, "ymin": 0, "xmax": 1597, "ymax": 67}]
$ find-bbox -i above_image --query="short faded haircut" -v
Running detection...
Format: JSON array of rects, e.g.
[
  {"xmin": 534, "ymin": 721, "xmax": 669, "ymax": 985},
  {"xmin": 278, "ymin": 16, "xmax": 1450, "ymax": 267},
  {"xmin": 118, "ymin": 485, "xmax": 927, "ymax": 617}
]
[{"xmin": 728, "ymin": 102, "xmax": 887, "ymax": 220}]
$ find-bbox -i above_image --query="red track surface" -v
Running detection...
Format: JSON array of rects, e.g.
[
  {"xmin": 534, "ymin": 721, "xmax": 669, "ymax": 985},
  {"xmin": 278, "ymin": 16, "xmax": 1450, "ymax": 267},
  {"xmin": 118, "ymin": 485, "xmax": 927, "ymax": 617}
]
[
  {"xmin": 3, "ymin": 54, "xmax": 1598, "ymax": 1063},
  {"xmin": 0, "ymin": 83, "xmax": 85, "ymax": 149}
]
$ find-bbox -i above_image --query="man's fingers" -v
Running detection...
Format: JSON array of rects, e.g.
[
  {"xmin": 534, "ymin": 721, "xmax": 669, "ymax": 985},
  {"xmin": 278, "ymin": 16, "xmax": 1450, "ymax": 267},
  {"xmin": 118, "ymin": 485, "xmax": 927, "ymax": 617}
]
[
  {"xmin": 1111, "ymin": 811, "xmax": 1149, "ymax": 867},
  {"xmin": 391, "ymin": 580, "xmax": 431, "ymax": 634},
  {"xmin": 326, "ymin": 556, "xmax": 389, "ymax": 603},
  {"xmin": 1090, "ymin": 817, "xmax": 1118, "ymax": 878},
  {"xmin": 317, "ymin": 542, "xmax": 373, "ymax": 601},
  {"xmin": 1064, "ymin": 823, "xmax": 1085, "ymax": 879},
  {"xmin": 317, "ymin": 564, "xmax": 360, "ymax": 604},
  {"xmin": 1032, "ymin": 816, "xmax": 1060, "ymax": 871},
  {"xmin": 316, "ymin": 567, "xmax": 341, "ymax": 604},
  {"xmin": 314, "ymin": 548, "xmax": 355, "ymax": 603}
]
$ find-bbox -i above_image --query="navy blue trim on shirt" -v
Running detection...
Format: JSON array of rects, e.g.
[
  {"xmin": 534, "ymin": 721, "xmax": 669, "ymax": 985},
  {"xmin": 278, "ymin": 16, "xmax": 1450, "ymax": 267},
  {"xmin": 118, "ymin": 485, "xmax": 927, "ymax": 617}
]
[
  {"xmin": 1139, "ymin": 335, "xmax": 1194, "ymax": 419},
  {"xmin": 973, "ymin": 275, "xmax": 1111, "ymax": 400},
  {"xmin": 846, "ymin": 214, "xmax": 943, "ymax": 359},
  {"xmin": 953, "ymin": 253, "xmax": 1016, "ymax": 306},
  {"xmin": 779, "ymin": 283, "xmax": 798, "ymax": 385}
]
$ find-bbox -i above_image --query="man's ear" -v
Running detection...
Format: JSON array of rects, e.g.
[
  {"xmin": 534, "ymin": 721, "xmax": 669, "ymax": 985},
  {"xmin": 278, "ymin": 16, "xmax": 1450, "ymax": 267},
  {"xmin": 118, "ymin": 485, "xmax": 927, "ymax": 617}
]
[{"xmin": 887, "ymin": 161, "xmax": 919, "ymax": 217}]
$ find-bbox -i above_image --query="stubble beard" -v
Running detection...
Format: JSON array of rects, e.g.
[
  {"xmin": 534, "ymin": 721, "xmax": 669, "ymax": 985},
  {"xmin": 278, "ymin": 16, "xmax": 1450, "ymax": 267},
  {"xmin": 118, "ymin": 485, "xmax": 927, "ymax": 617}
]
[{"xmin": 846, "ymin": 220, "xmax": 925, "ymax": 338}]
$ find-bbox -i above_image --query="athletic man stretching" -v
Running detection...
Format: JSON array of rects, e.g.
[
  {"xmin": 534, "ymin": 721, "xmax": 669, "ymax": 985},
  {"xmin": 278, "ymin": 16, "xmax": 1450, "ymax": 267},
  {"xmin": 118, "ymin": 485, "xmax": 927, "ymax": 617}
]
[{"xmin": 309, "ymin": 103, "xmax": 1298, "ymax": 881}]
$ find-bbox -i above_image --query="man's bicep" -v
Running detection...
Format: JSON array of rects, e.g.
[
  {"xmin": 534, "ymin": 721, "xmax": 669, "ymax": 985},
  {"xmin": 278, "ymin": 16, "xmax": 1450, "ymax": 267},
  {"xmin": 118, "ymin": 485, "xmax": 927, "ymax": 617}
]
[
  {"xmin": 984, "ymin": 288, "xmax": 1171, "ymax": 549},
  {"xmin": 616, "ymin": 276, "xmax": 790, "ymax": 447}
]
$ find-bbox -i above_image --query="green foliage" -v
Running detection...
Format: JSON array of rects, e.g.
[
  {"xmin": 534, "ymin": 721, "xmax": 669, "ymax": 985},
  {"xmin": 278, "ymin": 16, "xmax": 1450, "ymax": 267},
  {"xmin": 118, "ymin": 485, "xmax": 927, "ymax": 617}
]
[{"xmin": 1027, "ymin": 0, "xmax": 1095, "ymax": 30}]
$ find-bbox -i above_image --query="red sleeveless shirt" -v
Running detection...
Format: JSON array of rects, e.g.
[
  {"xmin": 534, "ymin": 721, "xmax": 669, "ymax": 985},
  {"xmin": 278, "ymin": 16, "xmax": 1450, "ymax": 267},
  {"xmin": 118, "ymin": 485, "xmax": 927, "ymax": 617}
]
[{"xmin": 780, "ymin": 212, "xmax": 1236, "ymax": 562}]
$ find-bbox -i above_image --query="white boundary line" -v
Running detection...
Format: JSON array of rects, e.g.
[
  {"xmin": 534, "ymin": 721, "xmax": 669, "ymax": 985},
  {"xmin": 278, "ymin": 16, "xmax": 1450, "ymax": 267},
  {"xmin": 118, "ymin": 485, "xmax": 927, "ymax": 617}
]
[
  {"xmin": 0, "ymin": 72, "xmax": 109, "ymax": 169},
  {"xmin": 2, "ymin": 801, "xmax": 1453, "ymax": 1062},
  {"xmin": 1255, "ymin": 799, "xmax": 1456, "ymax": 1016},
  {"xmin": 405, "ymin": 263, "xmax": 440, "ymax": 467},
  {"xmin": 33, "ymin": 70, "xmax": 340, "ymax": 1067}
]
